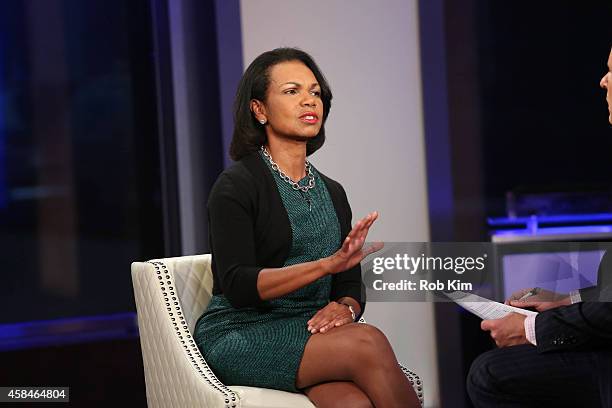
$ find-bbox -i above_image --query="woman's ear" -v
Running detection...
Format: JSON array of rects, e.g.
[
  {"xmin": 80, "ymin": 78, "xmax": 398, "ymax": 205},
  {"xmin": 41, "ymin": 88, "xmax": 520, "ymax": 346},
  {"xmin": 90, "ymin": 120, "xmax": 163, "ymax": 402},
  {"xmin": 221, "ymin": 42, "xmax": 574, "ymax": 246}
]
[{"xmin": 250, "ymin": 99, "xmax": 267, "ymax": 124}]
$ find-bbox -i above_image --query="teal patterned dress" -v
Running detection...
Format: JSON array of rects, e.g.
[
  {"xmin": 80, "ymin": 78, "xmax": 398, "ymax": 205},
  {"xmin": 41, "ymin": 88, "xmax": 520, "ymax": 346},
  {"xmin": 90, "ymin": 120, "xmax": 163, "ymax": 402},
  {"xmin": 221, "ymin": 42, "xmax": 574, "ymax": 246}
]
[{"xmin": 194, "ymin": 151, "xmax": 341, "ymax": 392}]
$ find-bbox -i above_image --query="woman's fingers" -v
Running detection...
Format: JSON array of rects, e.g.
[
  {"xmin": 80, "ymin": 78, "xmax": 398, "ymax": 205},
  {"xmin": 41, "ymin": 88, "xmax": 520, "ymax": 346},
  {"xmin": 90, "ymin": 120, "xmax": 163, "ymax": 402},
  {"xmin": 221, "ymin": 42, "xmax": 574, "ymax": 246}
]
[
  {"xmin": 348, "ymin": 212, "xmax": 377, "ymax": 243},
  {"xmin": 361, "ymin": 212, "xmax": 377, "ymax": 232},
  {"xmin": 319, "ymin": 321, "xmax": 336, "ymax": 333},
  {"xmin": 356, "ymin": 212, "xmax": 378, "ymax": 238},
  {"xmin": 367, "ymin": 211, "xmax": 378, "ymax": 225},
  {"xmin": 310, "ymin": 321, "xmax": 326, "ymax": 334},
  {"xmin": 343, "ymin": 230, "xmax": 374, "ymax": 257},
  {"xmin": 308, "ymin": 303, "xmax": 354, "ymax": 333},
  {"xmin": 343, "ymin": 226, "xmax": 365, "ymax": 253},
  {"xmin": 355, "ymin": 211, "xmax": 377, "ymax": 231},
  {"xmin": 353, "ymin": 212, "xmax": 375, "ymax": 234},
  {"xmin": 362, "ymin": 241, "xmax": 384, "ymax": 257},
  {"xmin": 319, "ymin": 315, "xmax": 353, "ymax": 333},
  {"xmin": 340, "ymin": 236, "xmax": 352, "ymax": 253},
  {"xmin": 346, "ymin": 218, "xmax": 365, "ymax": 241},
  {"xmin": 366, "ymin": 211, "xmax": 378, "ymax": 225},
  {"xmin": 357, "ymin": 220, "xmax": 374, "ymax": 242},
  {"xmin": 334, "ymin": 316, "xmax": 353, "ymax": 327},
  {"xmin": 309, "ymin": 316, "xmax": 334, "ymax": 333},
  {"xmin": 338, "ymin": 212, "xmax": 380, "ymax": 261},
  {"xmin": 352, "ymin": 224, "xmax": 372, "ymax": 249},
  {"xmin": 307, "ymin": 312, "xmax": 322, "ymax": 330},
  {"xmin": 308, "ymin": 307, "xmax": 335, "ymax": 332},
  {"xmin": 307, "ymin": 308, "xmax": 328, "ymax": 328}
]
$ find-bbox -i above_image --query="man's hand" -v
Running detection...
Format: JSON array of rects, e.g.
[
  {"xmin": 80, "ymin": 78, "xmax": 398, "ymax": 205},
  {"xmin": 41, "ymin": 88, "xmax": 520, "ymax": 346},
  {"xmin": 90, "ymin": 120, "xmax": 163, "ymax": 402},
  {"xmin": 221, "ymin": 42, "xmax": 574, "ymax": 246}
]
[
  {"xmin": 307, "ymin": 301, "xmax": 354, "ymax": 334},
  {"xmin": 506, "ymin": 288, "xmax": 571, "ymax": 312},
  {"xmin": 481, "ymin": 313, "xmax": 530, "ymax": 348}
]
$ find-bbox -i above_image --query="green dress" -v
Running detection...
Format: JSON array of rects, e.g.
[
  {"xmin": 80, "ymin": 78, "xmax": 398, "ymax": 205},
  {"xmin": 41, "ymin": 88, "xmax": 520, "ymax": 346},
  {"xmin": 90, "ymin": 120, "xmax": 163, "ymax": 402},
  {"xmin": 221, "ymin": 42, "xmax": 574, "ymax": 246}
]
[{"xmin": 194, "ymin": 151, "xmax": 341, "ymax": 392}]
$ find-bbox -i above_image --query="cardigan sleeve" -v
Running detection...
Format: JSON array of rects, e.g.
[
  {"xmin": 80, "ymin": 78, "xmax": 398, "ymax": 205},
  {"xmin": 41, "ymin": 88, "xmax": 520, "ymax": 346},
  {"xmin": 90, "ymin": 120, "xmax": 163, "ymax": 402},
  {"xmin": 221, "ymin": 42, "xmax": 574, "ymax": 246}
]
[
  {"xmin": 208, "ymin": 172, "xmax": 264, "ymax": 309},
  {"xmin": 329, "ymin": 183, "xmax": 367, "ymax": 319}
]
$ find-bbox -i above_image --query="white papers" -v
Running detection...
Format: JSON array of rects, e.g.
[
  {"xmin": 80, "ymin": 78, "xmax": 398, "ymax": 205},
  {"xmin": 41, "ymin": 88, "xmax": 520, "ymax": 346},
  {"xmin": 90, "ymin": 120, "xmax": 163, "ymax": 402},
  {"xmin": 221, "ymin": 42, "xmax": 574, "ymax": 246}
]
[{"xmin": 445, "ymin": 291, "xmax": 538, "ymax": 320}]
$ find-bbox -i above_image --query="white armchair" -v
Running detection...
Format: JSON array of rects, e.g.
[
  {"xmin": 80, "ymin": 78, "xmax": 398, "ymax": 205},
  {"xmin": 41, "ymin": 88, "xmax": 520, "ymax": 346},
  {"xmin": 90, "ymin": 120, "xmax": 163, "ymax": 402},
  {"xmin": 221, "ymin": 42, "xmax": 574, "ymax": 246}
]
[{"xmin": 131, "ymin": 254, "xmax": 424, "ymax": 408}]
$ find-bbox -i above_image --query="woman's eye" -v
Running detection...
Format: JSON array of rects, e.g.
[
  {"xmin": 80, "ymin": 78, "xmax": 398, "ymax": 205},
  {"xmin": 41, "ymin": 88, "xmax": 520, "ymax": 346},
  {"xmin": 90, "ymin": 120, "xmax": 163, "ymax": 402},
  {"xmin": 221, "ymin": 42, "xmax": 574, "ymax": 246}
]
[
  {"xmin": 311, "ymin": 90, "xmax": 321, "ymax": 97},
  {"xmin": 284, "ymin": 89, "xmax": 298, "ymax": 95}
]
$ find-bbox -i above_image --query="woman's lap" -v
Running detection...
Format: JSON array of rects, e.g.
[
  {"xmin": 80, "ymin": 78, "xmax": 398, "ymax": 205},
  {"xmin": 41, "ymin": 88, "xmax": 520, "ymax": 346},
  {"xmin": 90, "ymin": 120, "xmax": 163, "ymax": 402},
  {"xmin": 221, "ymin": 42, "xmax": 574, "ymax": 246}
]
[
  {"xmin": 296, "ymin": 322, "xmax": 396, "ymax": 389},
  {"xmin": 195, "ymin": 312, "xmax": 312, "ymax": 392}
]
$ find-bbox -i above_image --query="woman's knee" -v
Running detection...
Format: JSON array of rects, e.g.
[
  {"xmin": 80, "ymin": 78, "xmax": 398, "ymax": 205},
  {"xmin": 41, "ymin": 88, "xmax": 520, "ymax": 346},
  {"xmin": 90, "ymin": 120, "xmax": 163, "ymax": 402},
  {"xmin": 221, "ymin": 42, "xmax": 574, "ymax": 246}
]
[
  {"xmin": 297, "ymin": 323, "xmax": 397, "ymax": 387},
  {"xmin": 352, "ymin": 323, "xmax": 391, "ymax": 348},
  {"xmin": 345, "ymin": 324, "xmax": 396, "ymax": 368}
]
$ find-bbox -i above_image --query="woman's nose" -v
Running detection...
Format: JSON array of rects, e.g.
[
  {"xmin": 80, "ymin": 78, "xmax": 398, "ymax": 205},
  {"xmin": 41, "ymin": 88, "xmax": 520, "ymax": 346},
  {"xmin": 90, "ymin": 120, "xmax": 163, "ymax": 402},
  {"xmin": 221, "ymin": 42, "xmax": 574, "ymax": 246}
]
[
  {"xmin": 301, "ymin": 94, "xmax": 316, "ymax": 107},
  {"xmin": 601, "ymin": 72, "xmax": 609, "ymax": 89}
]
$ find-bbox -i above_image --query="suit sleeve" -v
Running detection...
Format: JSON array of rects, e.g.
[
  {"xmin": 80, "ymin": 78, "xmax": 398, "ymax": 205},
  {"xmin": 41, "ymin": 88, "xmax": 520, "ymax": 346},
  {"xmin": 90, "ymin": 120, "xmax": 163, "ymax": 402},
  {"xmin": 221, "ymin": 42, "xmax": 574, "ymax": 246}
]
[
  {"xmin": 329, "ymin": 183, "xmax": 367, "ymax": 319},
  {"xmin": 535, "ymin": 302, "xmax": 612, "ymax": 353},
  {"xmin": 208, "ymin": 173, "xmax": 264, "ymax": 309}
]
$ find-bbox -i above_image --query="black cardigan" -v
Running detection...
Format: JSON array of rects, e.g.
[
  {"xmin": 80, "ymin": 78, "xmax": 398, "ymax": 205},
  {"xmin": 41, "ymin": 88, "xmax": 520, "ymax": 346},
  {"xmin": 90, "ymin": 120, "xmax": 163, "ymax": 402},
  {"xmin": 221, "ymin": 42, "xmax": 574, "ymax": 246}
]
[{"xmin": 207, "ymin": 151, "xmax": 365, "ymax": 317}]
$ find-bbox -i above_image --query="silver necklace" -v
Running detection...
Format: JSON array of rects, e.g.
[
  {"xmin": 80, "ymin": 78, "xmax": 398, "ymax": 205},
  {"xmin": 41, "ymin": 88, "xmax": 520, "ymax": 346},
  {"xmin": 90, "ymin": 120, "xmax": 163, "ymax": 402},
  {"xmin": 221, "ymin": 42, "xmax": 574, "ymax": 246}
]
[{"xmin": 261, "ymin": 146, "xmax": 315, "ymax": 211}]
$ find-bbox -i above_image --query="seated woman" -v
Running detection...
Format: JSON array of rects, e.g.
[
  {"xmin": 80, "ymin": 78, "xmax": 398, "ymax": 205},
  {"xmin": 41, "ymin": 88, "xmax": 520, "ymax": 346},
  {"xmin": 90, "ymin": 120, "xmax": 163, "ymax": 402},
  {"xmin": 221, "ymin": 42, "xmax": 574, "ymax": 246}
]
[{"xmin": 195, "ymin": 47, "xmax": 420, "ymax": 408}]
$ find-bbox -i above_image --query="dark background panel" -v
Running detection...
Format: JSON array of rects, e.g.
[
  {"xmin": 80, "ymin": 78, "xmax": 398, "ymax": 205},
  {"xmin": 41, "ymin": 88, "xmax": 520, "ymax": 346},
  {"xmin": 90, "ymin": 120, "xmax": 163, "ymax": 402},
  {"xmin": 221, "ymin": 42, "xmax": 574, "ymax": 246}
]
[
  {"xmin": 0, "ymin": 0, "xmax": 164, "ymax": 324},
  {"xmin": 476, "ymin": 1, "xmax": 612, "ymax": 217}
]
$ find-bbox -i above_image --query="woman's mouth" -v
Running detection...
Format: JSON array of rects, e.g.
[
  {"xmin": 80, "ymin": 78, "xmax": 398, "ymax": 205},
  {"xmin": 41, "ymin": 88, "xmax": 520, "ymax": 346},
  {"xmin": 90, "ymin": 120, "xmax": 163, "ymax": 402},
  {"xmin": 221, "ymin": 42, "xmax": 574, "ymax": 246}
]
[{"xmin": 299, "ymin": 113, "xmax": 319, "ymax": 124}]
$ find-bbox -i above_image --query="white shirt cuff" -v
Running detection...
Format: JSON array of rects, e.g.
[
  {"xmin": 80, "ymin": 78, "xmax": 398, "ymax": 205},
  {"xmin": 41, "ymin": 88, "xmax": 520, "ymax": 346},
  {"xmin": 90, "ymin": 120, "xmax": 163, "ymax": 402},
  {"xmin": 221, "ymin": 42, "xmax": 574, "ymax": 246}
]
[
  {"xmin": 569, "ymin": 290, "xmax": 582, "ymax": 304},
  {"xmin": 524, "ymin": 314, "xmax": 537, "ymax": 346}
]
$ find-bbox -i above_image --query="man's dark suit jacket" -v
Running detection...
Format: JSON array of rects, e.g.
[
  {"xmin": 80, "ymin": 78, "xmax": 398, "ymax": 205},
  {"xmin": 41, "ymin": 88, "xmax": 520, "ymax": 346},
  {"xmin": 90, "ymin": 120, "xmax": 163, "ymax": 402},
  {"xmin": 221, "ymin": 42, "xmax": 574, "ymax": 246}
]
[
  {"xmin": 535, "ymin": 250, "xmax": 612, "ymax": 404},
  {"xmin": 206, "ymin": 150, "xmax": 365, "ymax": 316},
  {"xmin": 535, "ymin": 251, "xmax": 612, "ymax": 352}
]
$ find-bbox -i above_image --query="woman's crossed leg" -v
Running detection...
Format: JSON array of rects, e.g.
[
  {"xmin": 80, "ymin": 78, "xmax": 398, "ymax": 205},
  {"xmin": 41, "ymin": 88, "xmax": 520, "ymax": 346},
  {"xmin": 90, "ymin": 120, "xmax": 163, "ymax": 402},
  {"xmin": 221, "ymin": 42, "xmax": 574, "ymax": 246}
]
[{"xmin": 296, "ymin": 323, "xmax": 420, "ymax": 408}]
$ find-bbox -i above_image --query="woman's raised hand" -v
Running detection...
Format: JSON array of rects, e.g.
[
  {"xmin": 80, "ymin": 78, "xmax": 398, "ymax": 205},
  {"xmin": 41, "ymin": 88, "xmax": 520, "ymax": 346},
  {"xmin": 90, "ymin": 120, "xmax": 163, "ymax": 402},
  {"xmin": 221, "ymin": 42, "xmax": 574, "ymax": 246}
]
[{"xmin": 323, "ymin": 211, "xmax": 384, "ymax": 275}]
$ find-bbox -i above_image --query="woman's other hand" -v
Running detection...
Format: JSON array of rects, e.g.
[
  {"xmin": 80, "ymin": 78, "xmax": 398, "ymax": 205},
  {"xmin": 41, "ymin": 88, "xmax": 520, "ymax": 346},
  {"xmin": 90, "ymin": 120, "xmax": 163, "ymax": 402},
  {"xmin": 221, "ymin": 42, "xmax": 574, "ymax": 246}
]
[
  {"xmin": 307, "ymin": 301, "xmax": 353, "ymax": 334},
  {"xmin": 323, "ymin": 211, "xmax": 383, "ymax": 275}
]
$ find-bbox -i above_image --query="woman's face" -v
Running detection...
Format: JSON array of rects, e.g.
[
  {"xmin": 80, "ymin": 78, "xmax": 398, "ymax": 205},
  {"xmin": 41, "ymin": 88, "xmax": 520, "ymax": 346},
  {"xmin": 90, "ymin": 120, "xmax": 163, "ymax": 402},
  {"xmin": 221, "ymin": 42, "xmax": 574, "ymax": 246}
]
[{"xmin": 252, "ymin": 60, "xmax": 324, "ymax": 142}]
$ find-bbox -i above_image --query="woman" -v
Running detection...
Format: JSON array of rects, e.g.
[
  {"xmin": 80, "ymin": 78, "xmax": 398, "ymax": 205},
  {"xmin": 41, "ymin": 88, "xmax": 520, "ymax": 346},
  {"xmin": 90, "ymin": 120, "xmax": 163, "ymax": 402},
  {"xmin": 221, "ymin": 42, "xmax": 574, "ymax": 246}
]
[{"xmin": 195, "ymin": 47, "xmax": 420, "ymax": 408}]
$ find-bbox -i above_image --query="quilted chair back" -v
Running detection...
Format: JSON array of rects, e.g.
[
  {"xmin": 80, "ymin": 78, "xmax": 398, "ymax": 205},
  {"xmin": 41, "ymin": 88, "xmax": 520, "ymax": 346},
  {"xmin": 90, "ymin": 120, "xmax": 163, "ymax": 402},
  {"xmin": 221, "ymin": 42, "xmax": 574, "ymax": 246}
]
[{"xmin": 156, "ymin": 254, "xmax": 214, "ymax": 333}]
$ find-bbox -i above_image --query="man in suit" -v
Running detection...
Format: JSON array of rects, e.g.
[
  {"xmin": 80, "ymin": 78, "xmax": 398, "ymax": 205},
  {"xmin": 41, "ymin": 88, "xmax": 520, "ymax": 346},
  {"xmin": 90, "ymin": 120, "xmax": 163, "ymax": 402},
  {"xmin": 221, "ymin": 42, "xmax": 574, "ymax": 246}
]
[{"xmin": 467, "ymin": 48, "xmax": 612, "ymax": 407}]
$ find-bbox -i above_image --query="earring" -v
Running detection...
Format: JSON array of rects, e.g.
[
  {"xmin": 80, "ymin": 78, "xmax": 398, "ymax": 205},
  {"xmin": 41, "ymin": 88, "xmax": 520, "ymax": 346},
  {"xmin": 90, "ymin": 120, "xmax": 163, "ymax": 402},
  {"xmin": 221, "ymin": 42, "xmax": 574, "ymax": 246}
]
[{"xmin": 259, "ymin": 119, "xmax": 266, "ymax": 125}]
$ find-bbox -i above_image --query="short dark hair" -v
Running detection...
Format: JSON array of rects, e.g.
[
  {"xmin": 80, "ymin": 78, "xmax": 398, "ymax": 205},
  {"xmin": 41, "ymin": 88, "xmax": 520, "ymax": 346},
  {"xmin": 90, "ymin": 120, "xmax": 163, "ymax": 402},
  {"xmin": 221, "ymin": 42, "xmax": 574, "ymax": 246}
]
[{"xmin": 229, "ymin": 47, "xmax": 333, "ymax": 161}]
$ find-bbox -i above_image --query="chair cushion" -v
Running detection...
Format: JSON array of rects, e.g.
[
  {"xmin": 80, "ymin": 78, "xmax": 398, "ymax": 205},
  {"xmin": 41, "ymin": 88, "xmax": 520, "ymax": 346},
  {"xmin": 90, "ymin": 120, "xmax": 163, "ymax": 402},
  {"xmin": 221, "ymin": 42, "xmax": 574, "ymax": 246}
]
[{"xmin": 228, "ymin": 386, "xmax": 314, "ymax": 408}]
